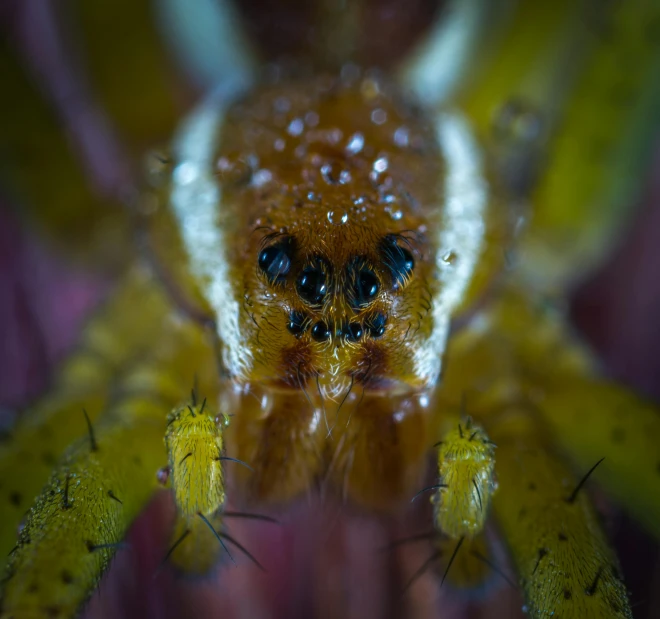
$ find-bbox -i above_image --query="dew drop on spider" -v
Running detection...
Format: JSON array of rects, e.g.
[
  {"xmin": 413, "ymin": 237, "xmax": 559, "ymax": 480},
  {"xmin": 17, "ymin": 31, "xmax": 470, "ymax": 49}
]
[{"xmin": 327, "ymin": 210, "xmax": 349, "ymax": 225}]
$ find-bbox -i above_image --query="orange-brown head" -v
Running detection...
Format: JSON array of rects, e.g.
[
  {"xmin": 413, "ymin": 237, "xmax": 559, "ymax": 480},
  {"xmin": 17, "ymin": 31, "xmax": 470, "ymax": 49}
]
[{"xmin": 150, "ymin": 71, "xmax": 504, "ymax": 397}]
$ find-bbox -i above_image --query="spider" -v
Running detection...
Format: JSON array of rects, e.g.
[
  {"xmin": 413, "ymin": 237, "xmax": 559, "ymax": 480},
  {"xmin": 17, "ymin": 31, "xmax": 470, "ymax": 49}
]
[{"xmin": 1, "ymin": 1, "xmax": 659, "ymax": 618}]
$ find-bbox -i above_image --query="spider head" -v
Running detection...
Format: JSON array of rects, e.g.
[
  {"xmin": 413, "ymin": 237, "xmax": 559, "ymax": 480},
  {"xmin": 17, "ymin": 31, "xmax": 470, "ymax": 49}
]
[
  {"xmin": 147, "ymin": 78, "xmax": 501, "ymax": 397},
  {"xmin": 243, "ymin": 212, "xmax": 441, "ymax": 396}
]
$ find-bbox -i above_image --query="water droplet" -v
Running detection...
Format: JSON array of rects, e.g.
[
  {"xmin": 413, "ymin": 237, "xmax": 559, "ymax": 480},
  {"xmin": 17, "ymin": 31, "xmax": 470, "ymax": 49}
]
[
  {"xmin": 321, "ymin": 163, "xmax": 351, "ymax": 185},
  {"xmin": 305, "ymin": 111, "xmax": 319, "ymax": 127},
  {"xmin": 274, "ymin": 138, "xmax": 285, "ymax": 152},
  {"xmin": 394, "ymin": 126, "xmax": 410, "ymax": 147},
  {"xmin": 373, "ymin": 157, "xmax": 388, "ymax": 174},
  {"xmin": 371, "ymin": 108, "xmax": 387, "ymax": 125},
  {"xmin": 327, "ymin": 210, "xmax": 349, "ymax": 225},
  {"xmin": 346, "ymin": 132, "xmax": 365, "ymax": 155},
  {"xmin": 156, "ymin": 467, "xmax": 170, "ymax": 486},
  {"xmin": 442, "ymin": 250, "xmax": 458, "ymax": 265},
  {"xmin": 252, "ymin": 169, "xmax": 273, "ymax": 187},
  {"xmin": 287, "ymin": 118, "xmax": 304, "ymax": 136},
  {"xmin": 389, "ymin": 209, "xmax": 403, "ymax": 220},
  {"xmin": 329, "ymin": 128, "xmax": 343, "ymax": 144}
]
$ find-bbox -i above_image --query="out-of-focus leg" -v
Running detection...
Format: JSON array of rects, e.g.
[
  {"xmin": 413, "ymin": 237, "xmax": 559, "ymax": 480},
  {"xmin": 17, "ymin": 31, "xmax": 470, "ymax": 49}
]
[
  {"xmin": 0, "ymin": 316, "xmax": 218, "ymax": 618},
  {"xmin": 0, "ymin": 271, "xmax": 180, "ymax": 556},
  {"xmin": 432, "ymin": 284, "xmax": 641, "ymax": 616},
  {"xmin": 532, "ymin": 377, "xmax": 660, "ymax": 541}
]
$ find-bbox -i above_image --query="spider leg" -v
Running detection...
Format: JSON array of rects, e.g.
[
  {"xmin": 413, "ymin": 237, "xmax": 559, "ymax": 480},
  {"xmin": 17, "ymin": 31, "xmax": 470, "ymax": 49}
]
[
  {"xmin": 397, "ymin": 0, "xmax": 498, "ymax": 106},
  {"xmin": 485, "ymin": 284, "xmax": 660, "ymax": 541},
  {"xmin": 0, "ymin": 314, "xmax": 218, "ymax": 617},
  {"xmin": 516, "ymin": 1, "xmax": 660, "ymax": 289},
  {"xmin": 155, "ymin": 0, "xmax": 257, "ymax": 92},
  {"xmin": 1, "ymin": 389, "xmax": 168, "ymax": 618},
  {"xmin": 533, "ymin": 375, "xmax": 660, "ymax": 541},
  {"xmin": 0, "ymin": 270, "xmax": 175, "ymax": 556},
  {"xmin": 434, "ymin": 284, "xmax": 639, "ymax": 614},
  {"xmin": 491, "ymin": 409, "xmax": 632, "ymax": 618},
  {"xmin": 435, "ymin": 0, "xmax": 660, "ymax": 289}
]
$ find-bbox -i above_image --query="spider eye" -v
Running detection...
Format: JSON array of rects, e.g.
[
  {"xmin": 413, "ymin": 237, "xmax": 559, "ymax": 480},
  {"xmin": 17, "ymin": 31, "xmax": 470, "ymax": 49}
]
[
  {"xmin": 287, "ymin": 311, "xmax": 307, "ymax": 337},
  {"xmin": 366, "ymin": 313, "xmax": 387, "ymax": 338},
  {"xmin": 259, "ymin": 240, "xmax": 292, "ymax": 282},
  {"xmin": 380, "ymin": 236, "xmax": 414, "ymax": 287},
  {"xmin": 358, "ymin": 270, "xmax": 380, "ymax": 301},
  {"xmin": 297, "ymin": 258, "xmax": 330, "ymax": 306},
  {"xmin": 311, "ymin": 321, "xmax": 331, "ymax": 342},
  {"xmin": 347, "ymin": 260, "xmax": 380, "ymax": 310},
  {"xmin": 344, "ymin": 322, "xmax": 363, "ymax": 342}
]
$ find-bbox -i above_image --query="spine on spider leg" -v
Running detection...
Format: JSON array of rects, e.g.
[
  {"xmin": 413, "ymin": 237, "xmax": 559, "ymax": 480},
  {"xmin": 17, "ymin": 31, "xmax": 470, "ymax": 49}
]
[
  {"xmin": 491, "ymin": 411, "xmax": 632, "ymax": 619},
  {"xmin": 0, "ymin": 270, "xmax": 175, "ymax": 556}
]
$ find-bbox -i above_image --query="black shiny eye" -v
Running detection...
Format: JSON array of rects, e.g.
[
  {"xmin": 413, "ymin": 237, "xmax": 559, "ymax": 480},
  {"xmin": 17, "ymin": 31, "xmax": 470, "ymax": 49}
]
[
  {"xmin": 311, "ymin": 321, "xmax": 331, "ymax": 342},
  {"xmin": 347, "ymin": 258, "xmax": 380, "ymax": 310},
  {"xmin": 358, "ymin": 270, "xmax": 380, "ymax": 301},
  {"xmin": 259, "ymin": 239, "xmax": 293, "ymax": 283},
  {"xmin": 287, "ymin": 311, "xmax": 307, "ymax": 338},
  {"xmin": 297, "ymin": 257, "xmax": 330, "ymax": 306},
  {"xmin": 366, "ymin": 313, "xmax": 387, "ymax": 338},
  {"xmin": 380, "ymin": 236, "xmax": 414, "ymax": 288},
  {"xmin": 344, "ymin": 322, "xmax": 363, "ymax": 342}
]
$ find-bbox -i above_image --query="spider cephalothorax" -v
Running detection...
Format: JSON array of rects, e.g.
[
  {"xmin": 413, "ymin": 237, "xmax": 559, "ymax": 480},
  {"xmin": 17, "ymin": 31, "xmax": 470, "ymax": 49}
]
[{"xmin": 147, "ymin": 73, "xmax": 507, "ymax": 398}]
